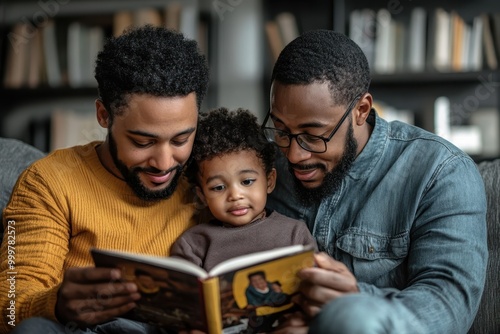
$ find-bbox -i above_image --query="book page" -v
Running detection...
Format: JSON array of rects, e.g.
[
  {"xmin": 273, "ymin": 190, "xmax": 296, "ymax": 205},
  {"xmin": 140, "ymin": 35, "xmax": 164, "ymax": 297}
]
[
  {"xmin": 92, "ymin": 248, "xmax": 209, "ymax": 332},
  {"xmin": 91, "ymin": 248, "xmax": 208, "ymax": 278},
  {"xmin": 213, "ymin": 248, "xmax": 315, "ymax": 333},
  {"xmin": 209, "ymin": 244, "xmax": 312, "ymax": 277}
]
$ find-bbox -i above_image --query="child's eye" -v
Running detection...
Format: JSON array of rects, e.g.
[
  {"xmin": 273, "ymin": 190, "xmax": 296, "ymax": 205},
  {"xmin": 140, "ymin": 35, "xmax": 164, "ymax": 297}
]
[
  {"xmin": 210, "ymin": 184, "xmax": 225, "ymax": 192},
  {"xmin": 242, "ymin": 179, "xmax": 256, "ymax": 186}
]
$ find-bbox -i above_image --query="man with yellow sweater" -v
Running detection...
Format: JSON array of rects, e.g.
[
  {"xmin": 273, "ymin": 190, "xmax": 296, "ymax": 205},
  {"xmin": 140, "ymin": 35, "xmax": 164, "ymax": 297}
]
[{"xmin": 0, "ymin": 26, "xmax": 209, "ymax": 333}]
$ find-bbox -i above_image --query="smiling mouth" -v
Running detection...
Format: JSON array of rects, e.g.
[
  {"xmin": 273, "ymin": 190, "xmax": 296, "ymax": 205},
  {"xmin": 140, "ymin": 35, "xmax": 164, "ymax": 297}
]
[
  {"xmin": 292, "ymin": 167, "xmax": 318, "ymax": 182},
  {"xmin": 144, "ymin": 171, "xmax": 172, "ymax": 185}
]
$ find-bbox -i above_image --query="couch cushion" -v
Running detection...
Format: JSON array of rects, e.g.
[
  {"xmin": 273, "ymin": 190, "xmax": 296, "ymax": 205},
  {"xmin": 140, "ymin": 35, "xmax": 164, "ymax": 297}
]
[{"xmin": 469, "ymin": 160, "xmax": 500, "ymax": 333}]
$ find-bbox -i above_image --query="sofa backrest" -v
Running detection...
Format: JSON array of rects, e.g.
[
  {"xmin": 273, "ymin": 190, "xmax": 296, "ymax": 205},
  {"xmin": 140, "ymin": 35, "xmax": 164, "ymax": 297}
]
[{"xmin": 469, "ymin": 159, "xmax": 500, "ymax": 333}]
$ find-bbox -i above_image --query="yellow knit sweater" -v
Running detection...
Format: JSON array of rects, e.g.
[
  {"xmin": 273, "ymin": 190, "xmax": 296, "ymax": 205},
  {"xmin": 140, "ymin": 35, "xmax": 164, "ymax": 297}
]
[{"xmin": 0, "ymin": 142, "xmax": 197, "ymax": 333}]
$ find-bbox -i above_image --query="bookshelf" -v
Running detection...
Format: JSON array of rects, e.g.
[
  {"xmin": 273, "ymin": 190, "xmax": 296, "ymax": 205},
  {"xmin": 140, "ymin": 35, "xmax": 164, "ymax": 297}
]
[
  {"xmin": 262, "ymin": 0, "xmax": 500, "ymax": 161},
  {"xmin": 0, "ymin": 0, "xmax": 217, "ymax": 151}
]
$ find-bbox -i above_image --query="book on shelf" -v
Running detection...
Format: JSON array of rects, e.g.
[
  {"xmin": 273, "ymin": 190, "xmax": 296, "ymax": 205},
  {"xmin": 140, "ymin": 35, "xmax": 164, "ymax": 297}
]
[
  {"xmin": 407, "ymin": 7, "xmax": 427, "ymax": 72},
  {"xmin": 3, "ymin": 23, "xmax": 31, "ymax": 88},
  {"xmin": 349, "ymin": 9, "xmax": 376, "ymax": 70},
  {"xmin": 113, "ymin": 10, "xmax": 134, "ymax": 37},
  {"xmin": 469, "ymin": 15, "xmax": 484, "ymax": 71},
  {"xmin": 450, "ymin": 11, "xmax": 465, "ymax": 72},
  {"xmin": 374, "ymin": 8, "xmax": 395, "ymax": 74},
  {"xmin": 27, "ymin": 26, "xmax": 45, "ymax": 88},
  {"xmin": 482, "ymin": 13, "xmax": 499, "ymax": 70},
  {"xmin": 67, "ymin": 22, "xmax": 103, "ymax": 88},
  {"xmin": 275, "ymin": 12, "xmax": 300, "ymax": 46},
  {"xmin": 164, "ymin": 2, "xmax": 182, "ymax": 31},
  {"xmin": 91, "ymin": 244, "xmax": 315, "ymax": 334},
  {"xmin": 50, "ymin": 109, "xmax": 106, "ymax": 151},
  {"xmin": 492, "ymin": 13, "xmax": 500, "ymax": 61},
  {"xmin": 134, "ymin": 8, "xmax": 163, "ymax": 28},
  {"xmin": 433, "ymin": 8, "xmax": 452, "ymax": 72},
  {"xmin": 43, "ymin": 20, "xmax": 63, "ymax": 87},
  {"xmin": 265, "ymin": 20, "xmax": 283, "ymax": 63}
]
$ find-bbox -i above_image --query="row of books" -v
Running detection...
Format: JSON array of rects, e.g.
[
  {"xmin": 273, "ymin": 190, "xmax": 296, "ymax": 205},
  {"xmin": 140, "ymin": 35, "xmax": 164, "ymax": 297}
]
[
  {"xmin": 349, "ymin": 7, "xmax": 500, "ymax": 74},
  {"xmin": 2, "ymin": 3, "xmax": 200, "ymax": 89}
]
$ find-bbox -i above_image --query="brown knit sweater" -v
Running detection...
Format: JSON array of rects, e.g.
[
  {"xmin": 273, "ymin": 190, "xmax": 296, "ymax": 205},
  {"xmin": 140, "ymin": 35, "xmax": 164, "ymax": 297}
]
[{"xmin": 0, "ymin": 142, "xmax": 196, "ymax": 333}]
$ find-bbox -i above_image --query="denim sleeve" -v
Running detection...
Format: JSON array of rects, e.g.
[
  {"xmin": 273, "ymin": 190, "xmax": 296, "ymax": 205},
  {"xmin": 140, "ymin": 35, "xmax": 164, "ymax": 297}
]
[{"xmin": 358, "ymin": 155, "xmax": 488, "ymax": 333}]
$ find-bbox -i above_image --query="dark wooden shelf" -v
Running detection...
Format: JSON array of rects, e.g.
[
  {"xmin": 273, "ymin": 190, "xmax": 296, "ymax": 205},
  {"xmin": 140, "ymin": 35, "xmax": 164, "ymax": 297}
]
[
  {"xmin": 371, "ymin": 70, "xmax": 499, "ymax": 85},
  {"xmin": 0, "ymin": 86, "xmax": 98, "ymax": 99}
]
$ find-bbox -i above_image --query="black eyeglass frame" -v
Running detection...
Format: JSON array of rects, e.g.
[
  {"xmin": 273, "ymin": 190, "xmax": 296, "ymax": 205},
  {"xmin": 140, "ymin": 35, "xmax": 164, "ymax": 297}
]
[{"xmin": 261, "ymin": 93, "xmax": 363, "ymax": 153}]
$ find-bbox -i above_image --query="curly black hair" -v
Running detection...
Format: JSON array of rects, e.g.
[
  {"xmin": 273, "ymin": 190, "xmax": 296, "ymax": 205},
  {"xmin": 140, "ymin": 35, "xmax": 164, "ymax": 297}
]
[
  {"xmin": 185, "ymin": 107, "xmax": 276, "ymax": 185},
  {"xmin": 271, "ymin": 30, "xmax": 370, "ymax": 106},
  {"xmin": 95, "ymin": 25, "xmax": 209, "ymax": 119}
]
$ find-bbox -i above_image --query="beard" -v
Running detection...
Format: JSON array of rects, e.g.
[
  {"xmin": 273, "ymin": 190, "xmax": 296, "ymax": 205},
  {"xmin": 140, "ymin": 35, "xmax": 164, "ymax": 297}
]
[
  {"xmin": 290, "ymin": 122, "xmax": 358, "ymax": 206},
  {"xmin": 108, "ymin": 131, "xmax": 183, "ymax": 201}
]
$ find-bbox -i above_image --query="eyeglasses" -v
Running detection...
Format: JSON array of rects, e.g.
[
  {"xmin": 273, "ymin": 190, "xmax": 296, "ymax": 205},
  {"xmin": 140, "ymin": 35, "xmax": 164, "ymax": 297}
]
[{"xmin": 261, "ymin": 94, "xmax": 362, "ymax": 153}]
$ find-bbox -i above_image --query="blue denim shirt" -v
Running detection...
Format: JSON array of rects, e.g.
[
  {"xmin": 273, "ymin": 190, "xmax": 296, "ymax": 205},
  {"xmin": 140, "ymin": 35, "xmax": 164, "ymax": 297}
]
[{"xmin": 267, "ymin": 110, "xmax": 488, "ymax": 333}]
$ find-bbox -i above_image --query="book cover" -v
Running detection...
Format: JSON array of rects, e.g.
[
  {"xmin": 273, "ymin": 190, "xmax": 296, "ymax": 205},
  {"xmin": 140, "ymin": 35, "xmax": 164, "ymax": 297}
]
[{"xmin": 91, "ymin": 244, "xmax": 315, "ymax": 334}]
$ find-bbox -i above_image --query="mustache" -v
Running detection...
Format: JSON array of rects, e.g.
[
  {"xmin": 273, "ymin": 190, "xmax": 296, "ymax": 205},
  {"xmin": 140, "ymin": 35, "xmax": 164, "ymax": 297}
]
[
  {"xmin": 133, "ymin": 165, "xmax": 181, "ymax": 174},
  {"xmin": 288, "ymin": 162, "xmax": 326, "ymax": 172}
]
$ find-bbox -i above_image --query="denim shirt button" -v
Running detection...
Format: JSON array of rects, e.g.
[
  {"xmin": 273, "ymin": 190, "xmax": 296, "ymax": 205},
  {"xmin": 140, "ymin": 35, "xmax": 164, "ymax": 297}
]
[{"xmin": 368, "ymin": 246, "xmax": 375, "ymax": 253}]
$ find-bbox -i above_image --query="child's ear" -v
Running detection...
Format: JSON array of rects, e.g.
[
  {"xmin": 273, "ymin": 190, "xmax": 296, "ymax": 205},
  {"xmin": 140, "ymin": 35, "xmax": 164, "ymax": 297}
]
[
  {"xmin": 267, "ymin": 168, "xmax": 277, "ymax": 194},
  {"xmin": 195, "ymin": 186, "xmax": 207, "ymax": 206}
]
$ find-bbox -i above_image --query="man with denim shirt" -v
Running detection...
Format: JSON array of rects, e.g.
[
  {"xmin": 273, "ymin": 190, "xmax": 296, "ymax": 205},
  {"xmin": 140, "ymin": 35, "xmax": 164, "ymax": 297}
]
[{"xmin": 264, "ymin": 30, "xmax": 488, "ymax": 333}]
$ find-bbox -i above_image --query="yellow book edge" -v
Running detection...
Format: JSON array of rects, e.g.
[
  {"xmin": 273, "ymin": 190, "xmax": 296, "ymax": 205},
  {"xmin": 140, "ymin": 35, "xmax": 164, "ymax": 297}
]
[{"xmin": 202, "ymin": 277, "xmax": 222, "ymax": 334}]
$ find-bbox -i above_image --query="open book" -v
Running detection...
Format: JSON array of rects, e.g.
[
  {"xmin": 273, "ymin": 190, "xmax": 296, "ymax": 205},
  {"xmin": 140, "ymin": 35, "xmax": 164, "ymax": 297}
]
[{"xmin": 91, "ymin": 244, "xmax": 315, "ymax": 334}]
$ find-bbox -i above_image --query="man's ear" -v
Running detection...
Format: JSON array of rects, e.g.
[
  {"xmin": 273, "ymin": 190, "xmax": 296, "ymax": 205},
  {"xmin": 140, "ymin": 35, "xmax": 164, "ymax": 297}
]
[
  {"xmin": 353, "ymin": 93, "xmax": 373, "ymax": 126},
  {"xmin": 267, "ymin": 168, "xmax": 277, "ymax": 194},
  {"xmin": 95, "ymin": 99, "xmax": 110, "ymax": 128},
  {"xmin": 195, "ymin": 186, "xmax": 207, "ymax": 207}
]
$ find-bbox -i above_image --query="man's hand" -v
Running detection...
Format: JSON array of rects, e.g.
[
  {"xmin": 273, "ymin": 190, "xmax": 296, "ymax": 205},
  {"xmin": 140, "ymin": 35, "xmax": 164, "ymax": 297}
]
[
  {"xmin": 55, "ymin": 267, "xmax": 141, "ymax": 327},
  {"xmin": 271, "ymin": 311, "xmax": 309, "ymax": 334},
  {"xmin": 294, "ymin": 252, "xmax": 358, "ymax": 318}
]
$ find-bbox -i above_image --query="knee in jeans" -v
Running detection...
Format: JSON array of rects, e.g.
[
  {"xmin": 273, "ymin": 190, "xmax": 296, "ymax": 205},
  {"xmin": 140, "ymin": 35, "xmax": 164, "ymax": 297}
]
[{"xmin": 309, "ymin": 294, "xmax": 391, "ymax": 334}]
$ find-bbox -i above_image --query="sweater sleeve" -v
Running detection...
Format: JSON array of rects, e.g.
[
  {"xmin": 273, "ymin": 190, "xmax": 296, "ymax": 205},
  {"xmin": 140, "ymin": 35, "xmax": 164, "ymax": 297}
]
[
  {"xmin": 0, "ymin": 166, "xmax": 70, "ymax": 333},
  {"xmin": 170, "ymin": 234, "xmax": 204, "ymax": 268}
]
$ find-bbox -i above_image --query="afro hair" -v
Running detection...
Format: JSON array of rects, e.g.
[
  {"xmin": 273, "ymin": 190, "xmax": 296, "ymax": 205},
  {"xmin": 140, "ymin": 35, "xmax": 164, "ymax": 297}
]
[
  {"xmin": 185, "ymin": 107, "xmax": 276, "ymax": 185},
  {"xmin": 95, "ymin": 25, "xmax": 209, "ymax": 118},
  {"xmin": 272, "ymin": 29, "xmax": 370, "ymax": 106}
]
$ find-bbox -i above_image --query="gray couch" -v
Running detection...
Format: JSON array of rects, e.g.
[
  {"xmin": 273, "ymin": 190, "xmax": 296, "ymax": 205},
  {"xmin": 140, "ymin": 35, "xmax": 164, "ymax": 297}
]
[
  {"xmin": 0, "ymin": 139, "xmax": 498, "ymax": 332},
  {"xmin": 469, "ymin": 159, "xmax": 500, "ymax": 333}
]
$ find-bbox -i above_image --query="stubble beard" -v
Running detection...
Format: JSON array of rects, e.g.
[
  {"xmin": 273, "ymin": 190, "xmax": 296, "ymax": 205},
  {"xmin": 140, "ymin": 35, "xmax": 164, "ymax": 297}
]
[
  {"xmin": 290, "ymin": 122, "xmax": 358, "ymax": 206},
  {"xmin": 108, "ymin": 130, "xmax": 183, "ymax": 201}
]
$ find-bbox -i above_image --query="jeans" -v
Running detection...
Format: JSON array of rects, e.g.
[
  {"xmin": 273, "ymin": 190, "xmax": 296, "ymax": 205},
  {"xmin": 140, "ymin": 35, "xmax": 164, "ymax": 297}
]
[
  {"xmin": 309, "ymin": 294, "xmax": 425, "ymax": 334},
  {"xmin": 10, "ymin": 317, "xmax": 168, "ymax": 334}
]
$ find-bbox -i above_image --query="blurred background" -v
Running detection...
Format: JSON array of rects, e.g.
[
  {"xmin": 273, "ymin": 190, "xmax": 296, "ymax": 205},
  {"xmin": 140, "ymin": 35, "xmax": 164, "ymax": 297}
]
[{"xmin": 1, "ymin": 0, "xmax": 499, "ymax": 162}]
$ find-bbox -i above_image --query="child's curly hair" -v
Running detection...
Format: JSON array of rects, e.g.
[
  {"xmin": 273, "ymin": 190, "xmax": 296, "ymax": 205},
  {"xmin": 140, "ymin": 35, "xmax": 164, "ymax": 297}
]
[{"xmin": 185, "ymin": 107, "xmax": 276, "ymax": 185}]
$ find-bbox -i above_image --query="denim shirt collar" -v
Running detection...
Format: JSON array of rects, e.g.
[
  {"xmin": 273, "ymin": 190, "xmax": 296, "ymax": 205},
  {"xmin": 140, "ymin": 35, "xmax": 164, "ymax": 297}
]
[{"xmin": 348, "ymin": 109, "xmax": 388, "ymax": 181}]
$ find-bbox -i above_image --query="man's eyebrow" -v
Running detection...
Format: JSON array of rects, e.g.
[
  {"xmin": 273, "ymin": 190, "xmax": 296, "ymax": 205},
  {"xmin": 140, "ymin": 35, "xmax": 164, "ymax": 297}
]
[
  {"xmin": 270, "ymin": 113, "xmax": 326, "ymax": 129},
  {"xmin": 127, "ymin": 127, "xmax": 196, "ymax": 138}
]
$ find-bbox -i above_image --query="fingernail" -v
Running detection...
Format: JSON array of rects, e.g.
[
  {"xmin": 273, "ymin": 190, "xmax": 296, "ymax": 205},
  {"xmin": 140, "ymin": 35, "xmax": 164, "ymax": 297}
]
[
  {"xmin": 111, "ymin": 269, "xmax": 121, "ymax": 280},
  {"xmin": 126, "ymin": 282, "xmax": 137, "ymax": 292}
]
